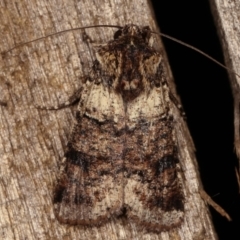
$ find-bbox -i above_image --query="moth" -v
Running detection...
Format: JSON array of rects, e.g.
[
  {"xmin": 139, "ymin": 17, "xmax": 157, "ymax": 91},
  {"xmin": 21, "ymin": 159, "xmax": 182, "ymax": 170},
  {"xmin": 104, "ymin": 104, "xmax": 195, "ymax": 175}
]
[{"xmin": 52, "ymin": 24, "xmax": 184, "ymax": 232}]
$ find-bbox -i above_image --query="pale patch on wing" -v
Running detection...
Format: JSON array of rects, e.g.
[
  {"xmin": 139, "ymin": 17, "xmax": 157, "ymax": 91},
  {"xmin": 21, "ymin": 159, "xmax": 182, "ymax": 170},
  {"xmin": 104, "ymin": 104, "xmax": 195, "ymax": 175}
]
[
  {"xmin": 127, "ymin": 87, "xmax": 169, "ymax": 125},
  {"xmin": 82, "ymin": 82, "xmax": 125, "ymax": 126},
  {"xmin": 54, "ymin": 160, "xmax": 124, "ymax": 225},
  {"xmin": 124, "ymin": 167, "xmax": 184, "ymax": 231}
]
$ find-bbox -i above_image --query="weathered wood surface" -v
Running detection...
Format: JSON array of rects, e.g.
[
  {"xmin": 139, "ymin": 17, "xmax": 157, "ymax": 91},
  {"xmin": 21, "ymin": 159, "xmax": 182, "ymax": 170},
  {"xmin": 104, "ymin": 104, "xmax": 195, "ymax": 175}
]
[
  {"xmin": 0, "ymin": 0, "xmax": 216, "ymax": 239},
  {"xmin": 210, "ymin": 0, "xmax": 240, "ymax": 162}
]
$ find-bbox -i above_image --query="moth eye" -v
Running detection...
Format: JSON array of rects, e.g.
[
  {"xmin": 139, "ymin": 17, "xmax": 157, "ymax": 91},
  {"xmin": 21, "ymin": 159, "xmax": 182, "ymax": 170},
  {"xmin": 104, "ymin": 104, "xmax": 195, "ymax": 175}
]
[
  {"xmin": 114, "ymin": 29, "xmax": 123, "ymax": 39},
  {"xmin": 141, "ymin": 27, "xmax": 151, "ymax": 43}
]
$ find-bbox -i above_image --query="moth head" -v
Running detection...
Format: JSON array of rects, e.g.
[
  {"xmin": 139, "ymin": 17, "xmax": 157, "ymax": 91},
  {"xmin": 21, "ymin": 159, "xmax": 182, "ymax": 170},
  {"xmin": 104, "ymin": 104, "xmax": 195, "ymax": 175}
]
[
  {"xmin": 113, "ymin": 24, "xmax": 153, "ymax": 46},
  {"xmin": 96, "ymin": 25, "xmax": 161, "ymax": 102}
]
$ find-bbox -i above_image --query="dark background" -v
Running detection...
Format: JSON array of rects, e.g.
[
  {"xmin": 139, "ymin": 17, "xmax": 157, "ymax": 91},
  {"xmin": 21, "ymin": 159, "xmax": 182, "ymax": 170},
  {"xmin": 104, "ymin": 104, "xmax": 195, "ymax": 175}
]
[{"xmin": 151, "ymin": 0, "xmax": 240, "ymax": 239}]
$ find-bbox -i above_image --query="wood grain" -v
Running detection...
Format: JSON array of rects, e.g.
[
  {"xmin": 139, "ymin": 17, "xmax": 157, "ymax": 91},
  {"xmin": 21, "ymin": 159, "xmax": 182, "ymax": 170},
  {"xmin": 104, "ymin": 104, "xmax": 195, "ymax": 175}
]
[{"xmin": 0, "ymin": 0, "xmax": 217, "ymax": 239}]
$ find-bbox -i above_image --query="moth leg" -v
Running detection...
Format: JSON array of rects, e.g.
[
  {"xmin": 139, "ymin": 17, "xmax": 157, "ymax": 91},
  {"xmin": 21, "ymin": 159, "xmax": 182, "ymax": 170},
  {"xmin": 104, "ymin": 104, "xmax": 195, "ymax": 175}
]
[
  {"xmin": 82, "ymin": 30, "xmax": 107, "ymax": 47},
  {"xmin": 81, "ymin": 30, "xmax": 105, "ymax": 65},
  {"xmin": 34, "ymin": 86, "xmax": 82, "ymax": 110},
  {"xmin": 169, "ymin": 91, "xmax": 186, "ymax": 117},
  {"xmin": 157, "ymin": 63, "xmax": 185, "ymax": 117},
  {"xmin": 0, "ymin": 100, "xmax": 7, "ymax": 107}
]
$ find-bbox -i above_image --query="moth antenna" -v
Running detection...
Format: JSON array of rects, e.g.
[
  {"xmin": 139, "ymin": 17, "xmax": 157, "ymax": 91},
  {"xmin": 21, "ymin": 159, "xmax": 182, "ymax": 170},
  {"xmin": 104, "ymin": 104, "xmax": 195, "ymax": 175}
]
[
  {"xmin": 4, "ymin": 24, "xmax": 238, "ymax": 78},
  {"xmin": 3, "ymin": 25, "xmax": 122, "ymax": 54},
  {"xmin": 152, "ymin": 31, "xmax": 240, "ymax": 78}
]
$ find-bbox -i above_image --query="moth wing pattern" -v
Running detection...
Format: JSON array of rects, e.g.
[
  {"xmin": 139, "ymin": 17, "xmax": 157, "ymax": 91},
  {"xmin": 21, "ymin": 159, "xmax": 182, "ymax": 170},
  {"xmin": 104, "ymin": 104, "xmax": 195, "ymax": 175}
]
[
  {"xmin": 53, "ymin": 25, "xmax": 184, "ymax": 232},
  {"xmin": 53, "ymin": 81, "xmax": 126, "ymax": 224}
]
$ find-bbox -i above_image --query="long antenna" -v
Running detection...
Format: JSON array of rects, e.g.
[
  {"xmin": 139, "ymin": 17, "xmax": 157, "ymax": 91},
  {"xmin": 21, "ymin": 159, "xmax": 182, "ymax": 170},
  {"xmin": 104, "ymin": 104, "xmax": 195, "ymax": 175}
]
[
  {"xmin": 3, "ymin": 25, "xmax": 121, "ymax": 54},
  {"xmin": 3, "ymin": 24, "xmax": 239, "ymax": 77},
  {"xmin": 153, "ymin": 31, "xmax": 240, "ymax": 78}
]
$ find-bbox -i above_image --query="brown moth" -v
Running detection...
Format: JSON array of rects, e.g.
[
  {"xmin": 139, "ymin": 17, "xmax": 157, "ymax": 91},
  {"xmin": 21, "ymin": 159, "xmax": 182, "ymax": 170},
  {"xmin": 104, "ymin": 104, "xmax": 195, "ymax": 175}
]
[{"xmin": 52, "ymin": 25, "xmax": 184, "ymax": 232}]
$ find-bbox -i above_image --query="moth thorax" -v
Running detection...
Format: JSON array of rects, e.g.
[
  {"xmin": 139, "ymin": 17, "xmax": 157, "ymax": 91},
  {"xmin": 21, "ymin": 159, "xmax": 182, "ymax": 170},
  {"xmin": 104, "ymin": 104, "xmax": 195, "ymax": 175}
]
[
  {"xmin": 114, "ymin": 24, "xmax": 152, "ymax": 45},
  {"xmin": 121, "ymin": 78, "xmax": 140, "ymax": 90},
  {"xmin": 116, "ymin": 76, "xmax": 144, "ymax": 102}
]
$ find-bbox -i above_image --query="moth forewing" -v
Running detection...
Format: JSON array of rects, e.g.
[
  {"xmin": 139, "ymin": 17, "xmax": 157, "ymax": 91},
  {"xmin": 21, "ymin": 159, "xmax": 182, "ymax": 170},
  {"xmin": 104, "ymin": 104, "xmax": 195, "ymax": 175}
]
[{"xmin": 52, "ymin": 24, "xmax": 185, "ymax": 232}]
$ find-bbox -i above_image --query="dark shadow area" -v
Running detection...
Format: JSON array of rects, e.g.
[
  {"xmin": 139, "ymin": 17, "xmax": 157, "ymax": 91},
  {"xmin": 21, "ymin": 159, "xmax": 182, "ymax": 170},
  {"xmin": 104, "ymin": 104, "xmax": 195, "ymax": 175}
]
[{"xmin": 151, "ymin": 0, "xmax": 240, "ymax": 239}]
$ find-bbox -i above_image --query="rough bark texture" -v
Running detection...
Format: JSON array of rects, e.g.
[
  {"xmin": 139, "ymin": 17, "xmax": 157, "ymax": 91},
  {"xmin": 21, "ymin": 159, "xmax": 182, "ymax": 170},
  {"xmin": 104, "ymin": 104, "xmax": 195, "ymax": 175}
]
[
  {"xmin": 210, "ymin": 0, "xmax": 240, "ymax": 163},
  {"xmin": 0, "ymin": 0, "xmax": 217, "ymax": 239}
]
